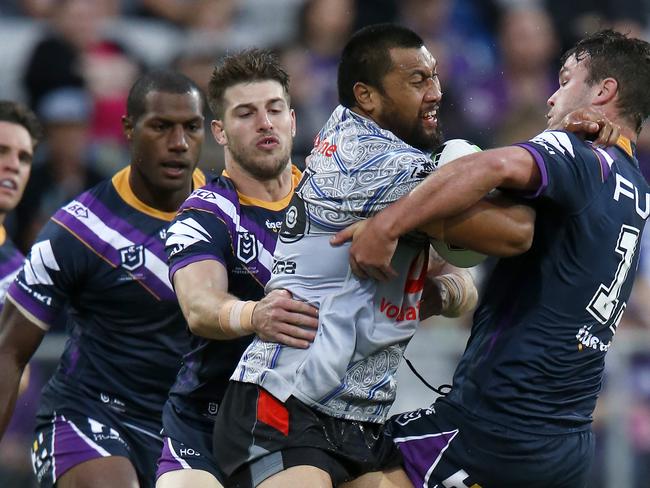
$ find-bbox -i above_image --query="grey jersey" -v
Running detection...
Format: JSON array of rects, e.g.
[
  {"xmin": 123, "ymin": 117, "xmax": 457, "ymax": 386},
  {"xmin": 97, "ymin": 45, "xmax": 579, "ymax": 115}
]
[{"xmin": 232, "ymin": 106, "xmax": 434, "ymax": 423}]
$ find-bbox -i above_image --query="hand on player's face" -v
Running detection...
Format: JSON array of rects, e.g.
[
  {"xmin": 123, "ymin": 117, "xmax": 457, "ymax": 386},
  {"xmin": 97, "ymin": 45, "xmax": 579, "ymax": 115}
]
[
  {"xmin": 330, "ymin": 219, "xmax": 399, "ymax": 281},
  {"xmin": 561, "ymin": 108, "xmax": 620, "ymax": 147},
  {"xmin": 252, "ymin": 289, "xmax": 318, "ymax": 349}
]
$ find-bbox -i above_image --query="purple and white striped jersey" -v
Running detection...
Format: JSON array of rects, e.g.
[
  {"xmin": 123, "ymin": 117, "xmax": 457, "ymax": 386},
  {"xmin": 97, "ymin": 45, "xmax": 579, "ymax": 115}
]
[
  {"xmin": 0, "ymin": 227, "xmax": 24, "ymax": 310},
  {"xmin": 8, "ymin": 166, "xmax": 205, "ymax": 420},
  {"xmin": 232, "ymin": 106, "xmax": 435, "ymax": 423}
]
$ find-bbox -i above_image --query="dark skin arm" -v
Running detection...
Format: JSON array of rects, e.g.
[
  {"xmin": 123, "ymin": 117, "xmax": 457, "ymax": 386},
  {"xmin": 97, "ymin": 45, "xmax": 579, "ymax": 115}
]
[{"xmin": 0, "ymin": 300, "xmax": 45, "ymax": 440}]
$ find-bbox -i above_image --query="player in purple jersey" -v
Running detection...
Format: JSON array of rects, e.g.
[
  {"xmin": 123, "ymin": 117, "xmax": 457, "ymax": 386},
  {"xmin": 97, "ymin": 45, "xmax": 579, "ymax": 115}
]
[
  {"xmin": 0, "ymin": 71, "xmax": 206, "ymax": 488},
  {"xmin": 155, "ymin": 49, "xmax": 319, "ymax": 488},
  {"xmin": 0, "ymin": 101, "xmax": 42, "ymax": 308},
  {"xmin": 336, "ymin": 30, "xmax": 650, "ymax": 488},
  {"xmin": 0, "ymin": 101, "xmax": 42, "ymax": 400}
]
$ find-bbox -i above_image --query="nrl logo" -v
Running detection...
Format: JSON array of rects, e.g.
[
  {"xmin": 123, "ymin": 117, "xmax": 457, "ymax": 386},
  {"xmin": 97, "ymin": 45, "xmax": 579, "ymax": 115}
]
[
  {"xmin": 236, "ymin": 231, "xmax": 257, "ymax": 264},
  {"xmin": 119, "ymin": 244, "xmax": 145, "ymax": 271}
]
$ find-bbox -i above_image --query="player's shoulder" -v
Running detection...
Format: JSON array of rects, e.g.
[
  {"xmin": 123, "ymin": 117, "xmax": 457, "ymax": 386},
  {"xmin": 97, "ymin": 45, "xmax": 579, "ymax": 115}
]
[
  {"xmin": 178, "ymin": 174, "xmax": 237, "ymax": 213},
  {"xmin": 524, "ymin": 130, "xmax": 596, "ymax": 161}
]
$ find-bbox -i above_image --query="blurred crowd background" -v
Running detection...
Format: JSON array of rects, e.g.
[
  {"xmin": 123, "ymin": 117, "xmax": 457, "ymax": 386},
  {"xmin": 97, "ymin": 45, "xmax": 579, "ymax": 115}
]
[{"xmin": 1, "ymin": 0, "xmax": 650, "ymax": 486}]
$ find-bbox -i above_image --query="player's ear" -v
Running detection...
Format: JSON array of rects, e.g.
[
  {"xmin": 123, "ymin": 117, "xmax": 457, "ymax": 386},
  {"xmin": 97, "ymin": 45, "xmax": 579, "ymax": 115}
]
[
  {"xmin": 122, "ymin": 115, "xmax": 134, "ymax": 141},
  {"xmin": 353, "ymin": 82, "xmax": 377, "ymax": 113},
  {"xmin": 212, "ymin": 119, "xmax": 227, "ymax": 145},
  {"xmin": 594, "ymin": 77, "xmax": 618, "ymax": 106}
]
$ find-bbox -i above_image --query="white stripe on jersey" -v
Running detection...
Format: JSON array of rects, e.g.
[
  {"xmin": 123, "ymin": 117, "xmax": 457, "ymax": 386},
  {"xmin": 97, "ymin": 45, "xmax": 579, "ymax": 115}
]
[
  {"xmin": 166, "ymin": 217, "xmax": 212, "ymax": 250},
  {"xmin": 62, "ymin": 200, "xmax": 172, "ymax": 290},
  {"xmin": 595, "ymin": 147, "xmax": 615, "ymax": 168},
  {"xmin": 188, "ymin": 191, "xmax": 274, "ymax": 274},
  {"xmin": 530, "ymin": 131, "xmax": 576, "ymax": 158},
  {"xmin": 165, "ymin": 437, "xmax": 191, "ymax": 469},
  {"xmin": 24, "ymin": 240, "xmax": 60, "ymax": 286}
]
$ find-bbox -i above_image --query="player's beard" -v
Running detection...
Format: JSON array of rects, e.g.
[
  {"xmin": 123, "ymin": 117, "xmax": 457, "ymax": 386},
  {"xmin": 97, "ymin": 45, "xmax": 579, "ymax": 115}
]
[
  {"xmin": 377, "ymin": 102, "xmax": 443, "ymax": 153},
  {"xmin": 227, "ymin": 136, "xmax": 291, "ymax": 180}
]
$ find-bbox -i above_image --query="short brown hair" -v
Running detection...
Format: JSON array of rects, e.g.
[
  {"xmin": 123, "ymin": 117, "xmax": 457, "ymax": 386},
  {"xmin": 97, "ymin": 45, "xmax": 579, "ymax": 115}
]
[
  {"xmin": 0, "ymin": 100, "xmax": 43, "ymax": 147},
  {"xmin": 208, "ymin": 48, "xmax": 290, "ymax": 118}
]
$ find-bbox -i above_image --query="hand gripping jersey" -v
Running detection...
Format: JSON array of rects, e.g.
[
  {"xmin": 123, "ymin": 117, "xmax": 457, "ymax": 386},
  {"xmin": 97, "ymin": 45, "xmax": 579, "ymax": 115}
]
[
  {"xmin": 232, "ymin": 106, "xmax": 435, "ymax": 423},
  {"xmin": 8, "ymin": 167, "xmax": 205, "ymax": 420},
  {"xmin": 0, "ymin": 227, "xmax": 24, "ymax": 310},
  {"xmin": 444, "ymin": 132, "xmax": 649, "ymax": 434},
  {"xmin": 163, "ymin": 167, "xmax": 301, "ymax": 426}
]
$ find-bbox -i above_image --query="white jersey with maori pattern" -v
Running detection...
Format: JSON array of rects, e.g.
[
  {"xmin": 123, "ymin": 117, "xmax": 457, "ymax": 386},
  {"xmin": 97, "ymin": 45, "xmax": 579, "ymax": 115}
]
[{"xmin": 231, "ymin": 105, "xmax": 435, "ymax": 423}]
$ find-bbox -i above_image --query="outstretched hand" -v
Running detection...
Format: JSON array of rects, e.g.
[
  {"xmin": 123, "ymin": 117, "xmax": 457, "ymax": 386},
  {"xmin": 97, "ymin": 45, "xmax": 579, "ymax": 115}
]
[
  {"xmin": 252, "ymin": 289, "xmax": 318, "ymax": 349},
  {"xmin": 330, "ymin": 218, "xmax": 399, "ymax": 281},
  {"xmin": 561, "ymin": 107, "xmax": 620, "ymax": 147}
]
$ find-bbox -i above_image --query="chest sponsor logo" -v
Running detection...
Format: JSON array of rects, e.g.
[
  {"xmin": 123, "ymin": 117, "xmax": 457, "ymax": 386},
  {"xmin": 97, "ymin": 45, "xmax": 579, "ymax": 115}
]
[
  {"xmin": 119, "ymin": 244, "xmax": 145, "ymax": 271},
  {"xmin": 237, "ymin": 231, "xmax": 257, "ymax": 264},
  {"xmin": 265, "ymin": 219, "xmax": 283, "ymax": 232},
  {"xmin": 65, "ymin": 202, "xmax": 89, "ymax": 219}
]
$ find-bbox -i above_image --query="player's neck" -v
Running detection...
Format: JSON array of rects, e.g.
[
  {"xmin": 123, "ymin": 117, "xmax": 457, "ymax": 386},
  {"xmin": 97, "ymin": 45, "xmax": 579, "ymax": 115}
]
[
  {"xmin": 225, "ymin": 160, "xmax": 293, "ymax": 202},
  {"xmin": 128, "ymin": 168, "xmax": 191, "ymax": 213}
]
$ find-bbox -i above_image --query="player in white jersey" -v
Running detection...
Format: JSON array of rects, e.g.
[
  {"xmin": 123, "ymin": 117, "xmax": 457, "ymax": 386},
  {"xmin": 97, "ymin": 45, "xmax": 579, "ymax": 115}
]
[{"xmin": 212, "ymin": 24, "xmax": 539, "ymax": 488}]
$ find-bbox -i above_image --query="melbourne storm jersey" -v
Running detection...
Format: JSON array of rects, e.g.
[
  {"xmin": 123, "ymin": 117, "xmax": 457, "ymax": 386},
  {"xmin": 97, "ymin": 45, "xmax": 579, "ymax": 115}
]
[
  {"xmin": 0, "ymin": 227, "xmax": 23, "ymax": 310},
  {"xmin": 232, "ymin": 105, "xmax": 434, "ymax": 423},
  {"xmin": 445, "ymin": 131, "xmax": 649, "ymax": 434},
  {"xmin": 8, "ymin": 167, "xmax": 205, "ymax": 420},
  {"xmin": 164, "ymin": 167, "xmax": 301, "ymax": 425}
]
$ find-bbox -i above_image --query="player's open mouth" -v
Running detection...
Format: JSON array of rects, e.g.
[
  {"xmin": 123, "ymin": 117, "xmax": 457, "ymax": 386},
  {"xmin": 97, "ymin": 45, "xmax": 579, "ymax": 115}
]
[
  {"xmin": 257, "ymin": 136, "xmax": 280, "ymax": 149},
  {"xmin": 0, "ymin": 178, "xmax": 17, "ymax": 191},
  {"xmin": 422, "ymin": 110, "xmax": 438, "ymax": 128},
  {"xmin": 161, "ymin": 161, "xmax": 189, "ymax": 177}
]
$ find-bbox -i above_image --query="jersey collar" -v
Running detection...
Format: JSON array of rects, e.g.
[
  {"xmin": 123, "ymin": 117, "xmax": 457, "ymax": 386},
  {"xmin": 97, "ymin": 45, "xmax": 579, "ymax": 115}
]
[
  {"xmin": 222, "ymin": 165, "xmax": 302, "ymax": 211},
  {"xmin": 112, "ymin": 166, "xmax": 206, "ymax": 221}
]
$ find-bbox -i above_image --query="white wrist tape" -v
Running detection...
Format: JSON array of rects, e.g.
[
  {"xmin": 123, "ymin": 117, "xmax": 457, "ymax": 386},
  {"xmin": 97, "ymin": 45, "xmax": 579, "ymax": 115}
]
[
  {"xmin": 434, "ymin": 270, "xmax": 478, "ymax": 318},
  {"xmin": 217, "ymin": 300, "xmax": 256, "ymax": 336}
]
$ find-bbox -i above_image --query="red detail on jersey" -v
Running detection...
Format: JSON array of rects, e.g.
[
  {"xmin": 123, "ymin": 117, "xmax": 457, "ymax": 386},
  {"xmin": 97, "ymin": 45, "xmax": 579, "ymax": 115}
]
[
  {"xmin": 257, "ymin": 388, "xmax": 289, "ymax": 436},
  {"xmin": 313, "ymin": 135, "xmax": 337, "ymax": 157},
  {"xmin": 404, "ymin": 248, "xmax": 428, "ymax": 294},
  {"xmin": 379, "ymin": 297, "xmax": 422, "ymax": 322}
]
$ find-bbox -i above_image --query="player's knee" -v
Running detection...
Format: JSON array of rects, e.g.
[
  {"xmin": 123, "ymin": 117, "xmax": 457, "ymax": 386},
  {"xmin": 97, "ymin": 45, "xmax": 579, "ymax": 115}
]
[{"xmin": 56, "ymin": 456, "xmax": 138, "ymax": 488}]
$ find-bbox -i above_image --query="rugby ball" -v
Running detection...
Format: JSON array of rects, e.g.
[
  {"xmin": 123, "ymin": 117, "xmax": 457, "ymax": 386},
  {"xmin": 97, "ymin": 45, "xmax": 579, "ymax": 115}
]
[{"xmin": 430, "ymin": 139, "xmax": 487, "ymax": 268}]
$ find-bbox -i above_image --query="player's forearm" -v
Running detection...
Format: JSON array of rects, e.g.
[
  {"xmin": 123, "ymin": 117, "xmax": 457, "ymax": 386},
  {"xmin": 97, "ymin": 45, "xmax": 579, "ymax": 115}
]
[
  {"xmin": 420, "ymin": 268, "xmax": 478, "ymax": 320},
  {"xmin": 183, "ymin": 293, "xmax": 255, "ymax": 340},
  {"xmin": 0, "ymin": 354, "xmax": 25, "ymax": 441},
  {"xmin": 380, "ymin": 152, "xmax": 505, "ymax": 241},
  {"xmin": 433, "ymin": 195, "xmax": 535, "ymax": 257}
]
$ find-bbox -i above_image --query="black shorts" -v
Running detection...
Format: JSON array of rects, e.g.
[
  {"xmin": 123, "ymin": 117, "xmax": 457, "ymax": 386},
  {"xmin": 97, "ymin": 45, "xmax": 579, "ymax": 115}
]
[
  {"xmin": 32, "ymin": 404, "xmax": 162, "ymax": 488},
  {"xmin": 212, "ymin": 381, "xmax": 402, "ymax": 487},
  {"xmin": 386, "ymin": 399, "xmax": 595, "ymax": 488}
]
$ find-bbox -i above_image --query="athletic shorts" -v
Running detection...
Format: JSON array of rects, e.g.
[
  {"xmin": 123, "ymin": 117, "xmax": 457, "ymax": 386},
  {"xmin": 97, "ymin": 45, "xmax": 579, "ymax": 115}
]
[
  {"xmin": 212, "ymin": 381, "xmax": 402, "ymax": 488},
  {"xmin": 386, "ymin": 400, "xmax": 595, "ymax": 488},
  {"xmin": 31, "ymin": 401, "xmax": 163, "ymax": 488},
  {"xmin": 156, "ymin": 401, "xmax": 223, "ymax": 482}
]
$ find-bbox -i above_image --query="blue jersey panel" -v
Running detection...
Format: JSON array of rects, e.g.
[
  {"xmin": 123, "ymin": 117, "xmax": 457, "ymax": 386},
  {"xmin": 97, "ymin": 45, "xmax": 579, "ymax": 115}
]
[
  {"xmin": 447, "ymin": 132, "xmax": 650, "ymax": 434},
  {"xmin": 8, "ymin": 172, "xmax": 192, "ymax": 420},
  {"xmin": 165, "ymin": 170, "xmax": 299, "ymax": 425}
]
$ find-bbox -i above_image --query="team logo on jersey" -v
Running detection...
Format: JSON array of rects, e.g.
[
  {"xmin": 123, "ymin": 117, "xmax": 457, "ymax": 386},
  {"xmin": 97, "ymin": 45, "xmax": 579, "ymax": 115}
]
[
  {"xmin": 279, "ymin": 194, "xmax": 308, "ymax": 244},
  {"xmin": 119, "ymin": 244, "xmax": 145, "ymax": 271},
  {"xmin": 236, "ymin": 232, "xmax": 257, "ymax": 264}
]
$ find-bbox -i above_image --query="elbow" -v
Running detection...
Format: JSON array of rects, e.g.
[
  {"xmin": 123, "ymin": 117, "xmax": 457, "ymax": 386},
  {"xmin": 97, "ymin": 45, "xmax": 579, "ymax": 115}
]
[
  {"xmin": 502, "ymin": 220, "xmax": 534, "ymax": 256},
  {"xmin": 186, "ymin": 313, "xmax": 205, "ymax": 336}
]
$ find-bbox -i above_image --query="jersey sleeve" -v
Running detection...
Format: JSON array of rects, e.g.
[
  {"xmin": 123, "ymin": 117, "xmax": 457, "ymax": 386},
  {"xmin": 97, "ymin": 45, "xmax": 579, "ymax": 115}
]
[
  {"xmin": 7, "ymin": 219, "xmax": 89, "ymax": 331},
  {"xmin": 301, "ymin": 147, "xmax": 434, "ymax": 229},
  {"xmin": 165, "ymin": 202, "xmax": 232, "ymax": 283},
  {"xmin": 514, "ymin": 130, "xmax": 612, "ymax": 212}
]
